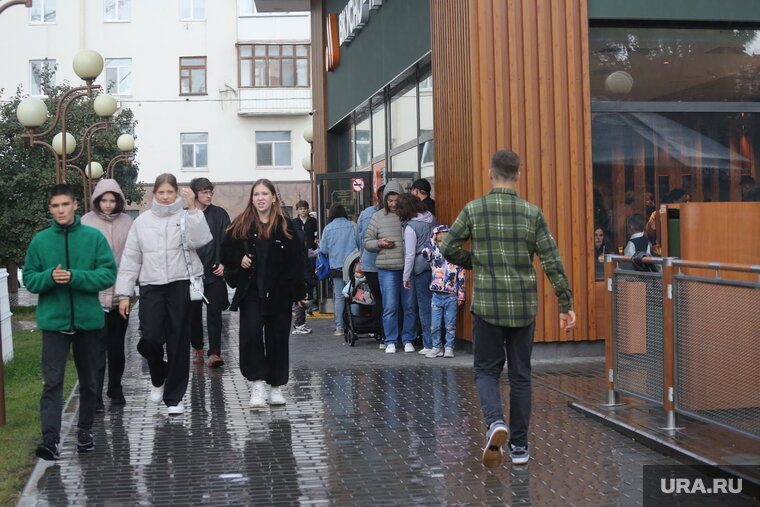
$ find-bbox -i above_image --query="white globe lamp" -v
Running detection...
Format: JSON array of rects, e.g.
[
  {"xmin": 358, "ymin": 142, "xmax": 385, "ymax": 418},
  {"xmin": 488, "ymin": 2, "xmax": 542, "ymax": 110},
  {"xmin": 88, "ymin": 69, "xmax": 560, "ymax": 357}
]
[
  {"xmin": 73, "ymin": 49, "xmax": 104, "ymax": 81},
  {"xmin": 605, "ymin": 71, "xmax": 634, "ymax": 95},
  {"xmin": 86, "ymin": 161, "xmax": 104, "ymax": 179},
  {"xmin": 16, "ymin": 98, "xmax": 49, "ymax": 128},
  {"xmin": 117, "ymin": 134, "xmax": 135, "ymax": 152},
  {"xmin": 52, "ymin": 132, "xmax": 77, "ymax": 155}
]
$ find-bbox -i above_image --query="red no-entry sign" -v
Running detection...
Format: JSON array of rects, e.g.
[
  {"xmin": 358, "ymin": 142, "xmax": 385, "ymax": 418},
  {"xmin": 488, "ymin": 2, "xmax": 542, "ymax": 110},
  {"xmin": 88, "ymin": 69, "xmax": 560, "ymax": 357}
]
[{"xmin": 352, "ymin": 178, "xmax": 365, "ymax": 192}]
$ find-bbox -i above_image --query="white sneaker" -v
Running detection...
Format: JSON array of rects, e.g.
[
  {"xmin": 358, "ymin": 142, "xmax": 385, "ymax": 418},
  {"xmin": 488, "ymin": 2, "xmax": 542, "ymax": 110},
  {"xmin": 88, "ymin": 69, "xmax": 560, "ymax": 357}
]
[
  {"xmin": 385, "ymin": 343, "xmax": 396, "ymax": 354},
  {"xmin": 379, "ymin": 343, "xmax": 387, "ymax": 350},
  {"xmin": 444, "ymin": 347, "xmax": 455, "ymax": 358},
  {"xmin": 167, "ymin": 402, "xmax": 184, "ymax": 416},
  {"xmin": 269, "ymin": 386, "xmax": 286, "ymax": 406},
  {"xmin": 292, "ymin": 325, "xmax": 312, "ymax": 335},
  {"xmin": 149, "ymin": 383, "xmax": 164, "ymax": 404},
  {"xmin": 249, "ymin": 380, "xmax": 267, "ymax": 408},
  {"xmin": 333, "ymin": 328, "xmax": 344, "ymax": 336},
  {"xmin": 418, "ymin": 348, "xmax": 432, "ymax": 355},
  {"xmin": 404, "ymin": 343, "xmax": 415, "ymax": 353}
]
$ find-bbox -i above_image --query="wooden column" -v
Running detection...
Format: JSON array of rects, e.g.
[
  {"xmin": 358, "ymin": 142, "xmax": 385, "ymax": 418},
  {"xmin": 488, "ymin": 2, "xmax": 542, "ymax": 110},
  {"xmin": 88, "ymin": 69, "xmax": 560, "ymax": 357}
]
[{"xmin": 431, "ymin": 0, "xmax": 594, "ymax": 342}]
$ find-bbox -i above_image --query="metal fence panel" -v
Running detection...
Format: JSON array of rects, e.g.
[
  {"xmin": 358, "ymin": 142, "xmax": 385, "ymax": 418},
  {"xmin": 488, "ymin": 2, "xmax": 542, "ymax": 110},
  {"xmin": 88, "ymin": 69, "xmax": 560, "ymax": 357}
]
[
  {"xmin": 613, "ymin": 270, "xmax": 664, "ymax": 404},
  {"xmin": 674, "ymin": 276, "xmax": 760, "ymax": 438}
]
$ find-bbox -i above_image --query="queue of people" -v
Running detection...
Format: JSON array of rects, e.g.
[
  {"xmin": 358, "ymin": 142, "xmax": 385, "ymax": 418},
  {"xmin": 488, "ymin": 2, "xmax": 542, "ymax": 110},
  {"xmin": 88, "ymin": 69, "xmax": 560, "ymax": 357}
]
[{"xmin": 26, "ymin": 152, "xmax": 576, "ymax": 471}]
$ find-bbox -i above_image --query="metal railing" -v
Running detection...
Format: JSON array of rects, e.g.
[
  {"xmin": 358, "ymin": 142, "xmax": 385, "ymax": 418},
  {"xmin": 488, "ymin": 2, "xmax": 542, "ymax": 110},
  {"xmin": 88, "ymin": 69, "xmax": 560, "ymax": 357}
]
[{"xmin": 603, "ymin": 255, "xmax": 760, "ymax": 436}]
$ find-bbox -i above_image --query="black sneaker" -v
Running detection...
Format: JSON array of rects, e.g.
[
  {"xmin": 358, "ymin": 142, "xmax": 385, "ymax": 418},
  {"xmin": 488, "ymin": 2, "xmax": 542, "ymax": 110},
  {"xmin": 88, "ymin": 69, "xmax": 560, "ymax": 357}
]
[
  {"xmin": 110, "ymin": 393, "xmax": 126, "ymax": 406},
  {"xmin": 35, "ymin": 440, "xmax": 60, "ymax": 461},
  {"xmin": 76, "ymin": 430, "xmax": 95, "ymax": 453},
  {"xmin": 95, "ymin": 398, "xmax": 105, "ymax": 412},
  {"xmin": 482, "ymin": 421, "xmax": 509, "ymax": 468}
]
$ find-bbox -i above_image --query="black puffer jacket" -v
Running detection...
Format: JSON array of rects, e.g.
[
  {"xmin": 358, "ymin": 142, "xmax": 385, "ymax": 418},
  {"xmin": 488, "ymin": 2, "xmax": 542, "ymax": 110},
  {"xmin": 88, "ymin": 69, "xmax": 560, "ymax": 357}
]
[{"xmin": 221, "ymin": 220, "xmax": 305, "ymax": 314}]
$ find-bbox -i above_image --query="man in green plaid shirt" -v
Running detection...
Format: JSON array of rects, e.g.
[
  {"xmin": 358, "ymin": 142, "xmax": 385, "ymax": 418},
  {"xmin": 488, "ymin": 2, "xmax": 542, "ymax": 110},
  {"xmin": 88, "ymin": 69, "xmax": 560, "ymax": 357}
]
[{"xmin": 442, "ymin": 149, "xmax": 576, "ymax": 468}]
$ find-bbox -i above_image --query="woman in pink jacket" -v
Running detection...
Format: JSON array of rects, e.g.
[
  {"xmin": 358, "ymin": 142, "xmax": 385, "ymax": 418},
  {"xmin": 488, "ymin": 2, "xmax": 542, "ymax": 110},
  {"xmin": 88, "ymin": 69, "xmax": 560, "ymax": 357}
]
[{"xmin": 81, "ymin": 179, "xmax": 133, "ymax": 407}]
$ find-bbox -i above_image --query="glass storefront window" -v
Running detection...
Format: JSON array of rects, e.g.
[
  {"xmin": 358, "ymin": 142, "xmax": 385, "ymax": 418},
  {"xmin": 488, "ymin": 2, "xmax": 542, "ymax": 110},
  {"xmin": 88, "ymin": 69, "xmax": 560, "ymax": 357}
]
[
  {"xmin": 372, "ymin": 105, "xmax": 385, "ymax": 158},
  {"xmin": 391, "ymin": 146, "xmax": 417, "ymax": 176},
  {"xmin": 590, "ymin": 27, "xmax": 760, "ymax": 102},
  {"xmin": 419, "ymin": 140, "xmax": 434, "ymax": 185},
  {"xmin": 390, "ymin": 83, "xmax": 418, "ymax": 148},
  {"xmin": 592, "ymin": 111, "xmax": 757, "ymax": 259},
  {"xmin": 356, "ymin": 115, "xmax": 371, "ymax": 167},
  {"xmin": 419, "ymin": 74, "xmax": 433, "ymax": 137}
]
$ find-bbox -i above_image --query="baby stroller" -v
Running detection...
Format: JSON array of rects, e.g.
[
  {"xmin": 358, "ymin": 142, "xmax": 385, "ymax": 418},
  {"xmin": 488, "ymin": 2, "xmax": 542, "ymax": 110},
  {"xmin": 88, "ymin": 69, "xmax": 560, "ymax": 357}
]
[{"xmin": 341, "ymin": 252, "xmax": 383, "ymax": 346}]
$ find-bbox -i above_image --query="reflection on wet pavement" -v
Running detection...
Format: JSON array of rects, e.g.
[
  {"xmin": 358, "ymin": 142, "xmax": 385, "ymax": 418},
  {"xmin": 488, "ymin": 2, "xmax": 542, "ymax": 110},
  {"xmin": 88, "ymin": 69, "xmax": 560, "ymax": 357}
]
[{"xmin": 25, "ymin": 311, "xmax": 687, "ymax": 506}]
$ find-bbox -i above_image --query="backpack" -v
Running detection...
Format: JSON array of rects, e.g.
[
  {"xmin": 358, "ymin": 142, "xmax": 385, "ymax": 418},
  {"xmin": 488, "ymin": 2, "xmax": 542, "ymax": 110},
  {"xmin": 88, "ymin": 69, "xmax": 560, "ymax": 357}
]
[{"xmin": 314, "ymin": 251, "xmax": 331, "ymax": 281}]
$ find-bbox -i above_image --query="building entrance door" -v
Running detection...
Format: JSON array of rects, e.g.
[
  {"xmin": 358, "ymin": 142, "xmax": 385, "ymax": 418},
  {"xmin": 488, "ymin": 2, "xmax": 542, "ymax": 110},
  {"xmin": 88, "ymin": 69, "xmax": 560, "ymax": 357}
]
[{"xmin": 314, "ymin": 172, "xmax": 372, "ymax": 314}]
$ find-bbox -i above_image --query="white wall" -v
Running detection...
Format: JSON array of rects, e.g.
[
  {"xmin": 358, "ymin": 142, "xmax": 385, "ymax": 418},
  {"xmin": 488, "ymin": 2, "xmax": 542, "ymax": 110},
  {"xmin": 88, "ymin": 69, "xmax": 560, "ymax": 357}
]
[{"xmin": 0, "ymin": 2, "xmax": 312, "ymax": 187}]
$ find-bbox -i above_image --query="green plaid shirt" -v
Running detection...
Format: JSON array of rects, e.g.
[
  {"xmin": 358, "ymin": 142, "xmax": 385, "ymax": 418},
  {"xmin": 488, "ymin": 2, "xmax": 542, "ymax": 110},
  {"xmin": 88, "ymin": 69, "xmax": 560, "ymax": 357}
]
[{"xmin": 441, "ymin": 187, "xmax": 573, "ymax": 327}]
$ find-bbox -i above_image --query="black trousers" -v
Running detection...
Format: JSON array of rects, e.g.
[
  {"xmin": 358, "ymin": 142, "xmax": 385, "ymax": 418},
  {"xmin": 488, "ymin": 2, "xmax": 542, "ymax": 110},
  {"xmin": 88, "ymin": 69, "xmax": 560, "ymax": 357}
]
[
  {"xmin": 472, "ymin": 314, "xmax": 535, "ymax": 447},
  {"xmin": 137, "ymin": 281, "xmax": 191, "ymax": 406},
  {"xmin": 96, "ymin": 309, "xmax": 130, "ymax": 401},
  {"xmin": 40, "ymin": 329, "xmax": 101, "ymax": 442},
  {"xmin": 238, "ymin": 293, "xmax": 291, "ymax": 387},
  {"xmin": 190, "ymin": 279, "xmax": 229, "ymax": 355},
  {"xmin": 365, "ymin": 271, "xmax": 385, "ymax": 339}
]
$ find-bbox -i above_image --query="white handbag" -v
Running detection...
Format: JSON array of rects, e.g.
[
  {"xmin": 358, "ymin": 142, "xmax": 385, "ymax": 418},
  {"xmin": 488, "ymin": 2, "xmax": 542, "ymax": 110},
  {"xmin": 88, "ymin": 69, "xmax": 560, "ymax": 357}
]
[{"xmin": 180, "ymin": 210, "xmax": 208, "ymax": 303}]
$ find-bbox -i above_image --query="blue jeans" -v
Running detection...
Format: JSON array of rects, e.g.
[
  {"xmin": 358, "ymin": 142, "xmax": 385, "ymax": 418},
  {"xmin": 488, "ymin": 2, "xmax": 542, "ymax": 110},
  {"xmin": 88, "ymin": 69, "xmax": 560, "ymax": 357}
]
[
  {"xmin": 431, "ymin": 292, "xmax": 458, "ymax": 349},
  {"xmin": 378, "ymin": 269, "xmax": 415, "ymax": 345},
  {"xmin": 411, "ymin": 271, "xmax": 433, "ymax": 349},
  {"xmin": 331, "ymin": 276, "xmax": 347, "ymax": 330}
]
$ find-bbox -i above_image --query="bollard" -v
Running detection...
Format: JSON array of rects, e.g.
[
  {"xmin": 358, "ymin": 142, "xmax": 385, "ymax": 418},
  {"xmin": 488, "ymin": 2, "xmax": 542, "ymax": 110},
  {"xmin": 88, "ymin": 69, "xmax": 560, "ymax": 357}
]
[{"xmin": 600, "ymin": 256, "xmax": 624, "ymax": 407}]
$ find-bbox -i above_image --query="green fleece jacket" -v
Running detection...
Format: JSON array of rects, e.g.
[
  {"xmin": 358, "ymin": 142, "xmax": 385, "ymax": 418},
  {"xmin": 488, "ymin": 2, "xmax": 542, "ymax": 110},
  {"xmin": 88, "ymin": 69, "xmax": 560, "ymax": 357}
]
[{"xmin": 24, "ymin": 216, "xmax": 117, "ymax": 331}]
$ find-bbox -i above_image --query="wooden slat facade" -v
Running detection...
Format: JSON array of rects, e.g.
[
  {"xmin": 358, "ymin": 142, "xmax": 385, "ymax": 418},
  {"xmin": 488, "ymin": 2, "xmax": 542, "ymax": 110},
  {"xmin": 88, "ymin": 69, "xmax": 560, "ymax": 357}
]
[{"xmin": 430, "ymin": 0, "xmax": 597, "ymax": 342}]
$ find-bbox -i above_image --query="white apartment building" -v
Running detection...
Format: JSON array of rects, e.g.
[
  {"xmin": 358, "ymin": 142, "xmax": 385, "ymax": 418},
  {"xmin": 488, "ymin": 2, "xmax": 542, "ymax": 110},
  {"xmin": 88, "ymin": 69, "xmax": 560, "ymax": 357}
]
[{"xmin": 0, "ymin": 0, "xmax": 314, "ymax": 218}]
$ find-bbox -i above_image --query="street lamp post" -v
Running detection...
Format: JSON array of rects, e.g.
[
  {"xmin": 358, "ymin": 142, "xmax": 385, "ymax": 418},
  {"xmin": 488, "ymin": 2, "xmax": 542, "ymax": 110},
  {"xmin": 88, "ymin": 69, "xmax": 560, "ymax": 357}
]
[
  {"xmin": 107, "ymin": 133, "xmax": 136, "ymax": 178},
  {"xmin": 0, "ymin": 0, "xmax": 31, "ymax": 16},
  {"xmin": 303, "ymin": 124, "xmax": 315, "ymax": 213},
  {"xmin": 16, "ymin": 49, "xmax": 105, "ymax": 184}
]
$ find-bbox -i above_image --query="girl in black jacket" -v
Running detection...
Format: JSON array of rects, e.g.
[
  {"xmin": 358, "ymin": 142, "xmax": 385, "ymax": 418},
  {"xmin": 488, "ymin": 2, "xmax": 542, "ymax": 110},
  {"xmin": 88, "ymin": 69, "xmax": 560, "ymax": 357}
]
[{"xmin": 221, "ymin": 179, "xmax": 305, "ymax": 408}]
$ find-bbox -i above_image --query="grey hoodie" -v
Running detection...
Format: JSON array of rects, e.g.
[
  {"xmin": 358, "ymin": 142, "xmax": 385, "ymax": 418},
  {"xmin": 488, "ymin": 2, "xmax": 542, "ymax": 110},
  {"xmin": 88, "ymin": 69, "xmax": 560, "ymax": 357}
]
[
  {"xmin": 364, "ymin": 180, "xmax": 406, "ymax": 270},
  {"xmin": 81, "ymin": 179, "xmax": 133, "ymax": 308},
  {"xmin": 402, "ymin": 211, "xmax": 437, "ymax": 282}
]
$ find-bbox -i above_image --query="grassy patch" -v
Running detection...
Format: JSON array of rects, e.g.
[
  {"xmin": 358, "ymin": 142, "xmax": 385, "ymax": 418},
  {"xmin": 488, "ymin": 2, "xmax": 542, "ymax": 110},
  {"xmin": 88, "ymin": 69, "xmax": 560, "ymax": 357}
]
[
  {"xmin": 0, "ymin": 330, "xmax": 77, "ymax": 506},
  {"xmin": 10, "ymin": 306, "xmax": 36, "ymax": 322}
]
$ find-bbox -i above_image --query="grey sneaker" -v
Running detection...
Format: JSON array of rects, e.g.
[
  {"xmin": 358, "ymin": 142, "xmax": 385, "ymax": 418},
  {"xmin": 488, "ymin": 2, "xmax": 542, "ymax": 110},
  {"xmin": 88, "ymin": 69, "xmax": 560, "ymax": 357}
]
[
  {"xmin": 482, "ymin": 421, "xmax": 509, "ymax": 468},
  {"xmin": 443, "ymin": 347, "xmax": 454, "ymax": 358},
  {"xmin": 509, "ymin": 443, "xmax": 530, "ymax": 465},
  {"xmin": 425, "ymin": 347, "xmax": 444, "ymax": 358}
]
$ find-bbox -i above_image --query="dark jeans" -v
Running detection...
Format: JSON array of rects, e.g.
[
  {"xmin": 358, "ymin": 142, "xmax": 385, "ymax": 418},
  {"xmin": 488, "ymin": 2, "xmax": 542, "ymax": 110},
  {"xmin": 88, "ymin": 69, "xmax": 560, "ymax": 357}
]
[
  {"xmin": 190, "ymin": 279, "xmax": 229, "ymax": 355},
  {"xmin": 238, "ymin": 293, "xmax": 291, "ymax": 387},
  {"xmin": 472, "ymin": 313, "xmax": 535, "ymax": 447},
  {"xmin": 365, "ymin": 271, "xmax": 384, "ymax": 339},
  {"xmin": 137, "ymin": 281, "xmax": 191, "ymax": 406},
  {"xmin": 96, "ymin": 309, "xmax": 130, "ymax": 401},
  {"xmin": 40, "ymin": 329, "xmax": 101, "ymax": 443}
]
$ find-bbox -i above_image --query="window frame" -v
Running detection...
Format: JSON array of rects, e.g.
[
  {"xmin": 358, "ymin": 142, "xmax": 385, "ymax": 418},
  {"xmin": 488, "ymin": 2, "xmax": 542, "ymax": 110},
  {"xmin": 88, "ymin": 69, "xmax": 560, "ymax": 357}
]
[
  {"xmin": 180, "ymin": 132, "xmax": 209, "ymax": 171},
  {"xmin": 255, "ymin": 131, "xmax": 292, "ymax": 169},
  {"xmin": 104, "ymin": 58, "xmax": 133, "ymax": 96},
  {"xmin": 29, "ymin": 59, "xmax": 56, "ymax": 97},
  {"xmin": 179, "ymin": 56, "xmax": 207, "ymax": 96},
  {"xmin": 237, "ymin": 43, "xmax": 310, "ymax": 88},
  {"xmin": 29, "ymin": 0, "xmax": 56, "ymax": 24},
  {"xmin": 180, "ymin": 0, "xmax": 205, "ymax": 21},
  {"xmin": 104, "ymin": 0, "xmax": 131, "ymax": 22}
]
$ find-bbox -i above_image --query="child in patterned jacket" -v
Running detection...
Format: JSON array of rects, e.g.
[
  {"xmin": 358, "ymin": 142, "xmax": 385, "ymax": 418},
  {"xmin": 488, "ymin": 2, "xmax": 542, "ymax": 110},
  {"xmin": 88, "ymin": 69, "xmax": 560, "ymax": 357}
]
[{"xmin": 421, "ymin": 225, "xmax": 465, "ymax": 358}]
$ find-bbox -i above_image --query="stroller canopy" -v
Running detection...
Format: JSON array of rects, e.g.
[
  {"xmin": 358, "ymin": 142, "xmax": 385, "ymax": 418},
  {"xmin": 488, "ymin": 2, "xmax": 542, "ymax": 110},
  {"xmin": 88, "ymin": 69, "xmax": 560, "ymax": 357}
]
[{"xmin": 342, "ymin": 249, "xmax": 360, "ymax": 282}]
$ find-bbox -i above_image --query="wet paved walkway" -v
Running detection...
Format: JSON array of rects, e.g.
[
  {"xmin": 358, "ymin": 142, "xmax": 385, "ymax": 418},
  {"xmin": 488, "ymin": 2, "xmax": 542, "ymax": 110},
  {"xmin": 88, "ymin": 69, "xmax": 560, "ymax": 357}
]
[{"xmin": 19, "ymin": 306, "xmax": 696, "ymax": 506}]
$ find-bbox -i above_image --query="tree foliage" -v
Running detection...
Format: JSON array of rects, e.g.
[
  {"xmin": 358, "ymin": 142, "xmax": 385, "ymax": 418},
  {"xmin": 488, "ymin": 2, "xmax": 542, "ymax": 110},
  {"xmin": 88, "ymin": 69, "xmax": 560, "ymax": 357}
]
[{"xmin": 0, "ymin": 71, "xmax": 143, "ymax": 266}]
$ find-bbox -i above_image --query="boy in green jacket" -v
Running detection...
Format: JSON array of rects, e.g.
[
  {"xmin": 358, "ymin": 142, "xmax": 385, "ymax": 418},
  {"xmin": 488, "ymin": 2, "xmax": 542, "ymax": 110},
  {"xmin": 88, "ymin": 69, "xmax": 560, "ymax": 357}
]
[{"xmin": 23, "ymin": 184, "xmax": 117, "ymax": 460}]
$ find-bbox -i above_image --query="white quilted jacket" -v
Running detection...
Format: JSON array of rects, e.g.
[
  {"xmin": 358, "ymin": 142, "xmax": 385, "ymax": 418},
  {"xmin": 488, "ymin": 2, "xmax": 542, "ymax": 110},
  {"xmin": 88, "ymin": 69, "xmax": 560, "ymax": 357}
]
[{"xmin": 114, "ymin": 198, "xmax": 212, "ymax": 299}]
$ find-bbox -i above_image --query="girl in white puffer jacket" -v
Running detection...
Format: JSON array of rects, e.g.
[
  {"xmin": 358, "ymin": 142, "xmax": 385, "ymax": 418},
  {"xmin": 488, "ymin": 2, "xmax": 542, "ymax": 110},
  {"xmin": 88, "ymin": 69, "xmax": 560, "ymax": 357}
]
[{"xmin": 115, "ymin": 173, "xmax": 212, "ymax": 415}]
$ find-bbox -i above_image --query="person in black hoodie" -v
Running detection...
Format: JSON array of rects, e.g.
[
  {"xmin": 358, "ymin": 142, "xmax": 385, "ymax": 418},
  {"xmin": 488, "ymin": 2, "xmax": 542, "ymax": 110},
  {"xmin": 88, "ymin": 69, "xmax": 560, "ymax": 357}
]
[
  {"xmin": 221, "ymin": 179, "xmax": 306, "ymax": 408},
  {"xmin": 189, "ymin": 178, "xmax": 231, "ymax": 368}
]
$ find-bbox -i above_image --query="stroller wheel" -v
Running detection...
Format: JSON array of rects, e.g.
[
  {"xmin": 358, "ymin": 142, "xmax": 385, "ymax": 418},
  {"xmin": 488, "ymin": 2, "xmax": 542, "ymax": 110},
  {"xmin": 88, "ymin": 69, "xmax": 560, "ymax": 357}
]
[{"xmin": 347, "ymin": 328, "xmax": 356, "ymax": 346}]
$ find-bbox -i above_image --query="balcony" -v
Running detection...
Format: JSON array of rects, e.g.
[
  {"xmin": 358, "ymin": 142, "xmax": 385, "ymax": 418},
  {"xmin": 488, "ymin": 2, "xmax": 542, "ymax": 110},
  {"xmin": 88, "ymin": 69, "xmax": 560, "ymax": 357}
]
[{"xmin": 238, "ymin": 87, "xmax": 312, "ymax": 116}]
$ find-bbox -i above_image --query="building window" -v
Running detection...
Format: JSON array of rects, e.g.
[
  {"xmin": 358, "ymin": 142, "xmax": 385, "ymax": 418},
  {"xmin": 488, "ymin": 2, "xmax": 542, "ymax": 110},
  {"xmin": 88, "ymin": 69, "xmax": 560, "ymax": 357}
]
[
  {"xmin": 181, "ymin": 133, "xmax": 208, "ymax": 170},
  {"xmin": 29, "ymin": 0, "xmax": 55, "ymax": 23},
  {"xmin": 179, "ymin": 57, "xmax": 207, "ymax": 95},
  {"xmin": 104, "ymin": 0, "xmax": 130, "ymax": 21},
  {"xmin": 30, "ymin": 59, "xmax": 56, "ymax": 96},
  {"xmin": 256, "ymin": 131, "xmax": 291, "ymax": 167},
  {"xmin": 239, "ymin": 0, "xmax": 255, "ymax": 16},
  {"xmin": 180, "ymin": 0, "xmax": 205, "ymax": 20},
  {"xmin": 104, "ymin": 58, "xmax": 132, "ymax": 95},
  {"xmin": 239, "ymin": 44, "xmax": 310, "ymax": 88}
]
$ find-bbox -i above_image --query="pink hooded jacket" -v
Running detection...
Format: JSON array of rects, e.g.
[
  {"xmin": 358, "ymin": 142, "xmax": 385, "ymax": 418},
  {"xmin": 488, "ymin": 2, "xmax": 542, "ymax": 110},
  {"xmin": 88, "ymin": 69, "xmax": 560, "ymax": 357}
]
[{"xmin": 81, "ymin": 179, "xmax": 133, "ymax": 308}]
